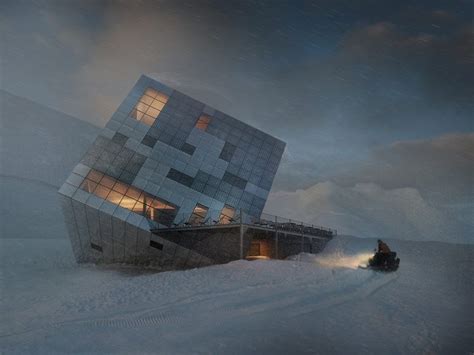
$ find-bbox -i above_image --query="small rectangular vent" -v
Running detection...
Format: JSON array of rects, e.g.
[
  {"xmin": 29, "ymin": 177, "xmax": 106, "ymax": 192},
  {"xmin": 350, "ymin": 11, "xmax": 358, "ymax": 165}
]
[
  {"xmin": 90, "ymin": 243, "xmax": 103, "ymax": 252},
  {"xmin": 150, "ymin": 240, "xmax": 164, "ymax": 250}
]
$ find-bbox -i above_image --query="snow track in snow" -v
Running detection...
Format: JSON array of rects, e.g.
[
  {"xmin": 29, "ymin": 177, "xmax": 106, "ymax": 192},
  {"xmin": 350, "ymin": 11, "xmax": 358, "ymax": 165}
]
[{"xmin": 1, "ymin": 237, "xmax": 472, "ymax": 354}]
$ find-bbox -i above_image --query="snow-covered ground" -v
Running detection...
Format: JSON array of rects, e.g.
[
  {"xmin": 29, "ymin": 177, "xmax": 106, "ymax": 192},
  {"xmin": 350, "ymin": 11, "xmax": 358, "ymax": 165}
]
[{"xmin": 1, "ymin": 234, "xmax": 472, "ymax": 354}]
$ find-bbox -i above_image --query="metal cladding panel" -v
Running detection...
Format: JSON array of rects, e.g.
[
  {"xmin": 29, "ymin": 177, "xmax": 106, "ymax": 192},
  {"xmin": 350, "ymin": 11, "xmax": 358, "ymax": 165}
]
[
  {"xmin": 71, "ymin": 199, "xmax": 92, "ymax": 255},
  {"xmin": 111, "ymin": 215, "xmax": 126, "ymax": 262},
  {"xmin": 59, "ymin": 195, "xmax": 84, "ymax": 262},
  {"xmin": 123, "ymin": 222, "xmax": 138, "ymax": 263},
  {"xmin": 98, "ymin": 210, "xmax": 115, "ymax": 262},
  {"xmin": 85, "ymin": 204, "xmax": 102, "ymax": 246}
]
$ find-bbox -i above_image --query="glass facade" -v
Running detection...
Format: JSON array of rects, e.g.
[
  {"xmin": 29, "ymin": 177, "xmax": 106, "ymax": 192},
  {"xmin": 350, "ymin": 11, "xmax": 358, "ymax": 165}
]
[
  {"xmin": 189, "ymin": 203, "xmax": 209, "ymax": 225},
  {"xmin": 59, "ymin": 74, "xmax": 289, "ymax": 266},
  {"xmin": 195, "ymin": 114, "xmax": 211, "ymax": 131},
  {"xmin": 80, "ymin": 169, "xmax": 177, "ymax": 226},
  {"xmin": 129, "ymin": 87, "xmax": 169, "ymax": 126},
  {"xmin": 219, "ymin": 205, "xmax": 235, "ymax": 224}
]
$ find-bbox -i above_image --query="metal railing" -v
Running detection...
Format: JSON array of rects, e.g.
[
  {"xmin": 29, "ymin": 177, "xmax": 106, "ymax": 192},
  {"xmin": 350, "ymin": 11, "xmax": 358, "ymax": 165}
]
[{"xmin": 148, "ymin": 209, "xmax": 336, "ymax": 237}]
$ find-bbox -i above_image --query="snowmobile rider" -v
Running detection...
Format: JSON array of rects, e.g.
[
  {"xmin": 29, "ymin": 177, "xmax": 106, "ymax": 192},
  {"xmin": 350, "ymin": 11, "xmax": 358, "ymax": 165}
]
[{"xmin": 377, "ymin": 239, "xmax": 391, "ymax": 254}]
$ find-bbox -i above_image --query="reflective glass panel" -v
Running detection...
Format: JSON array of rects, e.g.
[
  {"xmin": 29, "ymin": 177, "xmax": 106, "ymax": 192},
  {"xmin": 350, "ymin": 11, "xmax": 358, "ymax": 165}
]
[
  {"xmin": 139, "ymin": 95, "xmax": 154, "ymax": 105},
  {"xmin": 106, "ymin": 190, "xmax": 123, "ymax": 205},
  {"xmin": 135, "ymin": 102, "xmax": 149, "ymax": 112},
  {"xmin": 150, "ymin": 100, "xmax": 165, "ymax": 110},
  {"xmin": 189, "ymin": 203, "xmax": 208, "ymax": 224},
  {"xmin": 87, "ymin": 170, "xmax": 104, "ymax": 183},
  {"xmin": 125, "ymin": 186, "xmax": 141, "ymax": 200},
  {"xmin": 219, "ymin": 205, "xmax": 236, "ymax": 224},
  {"xmin": 112, "ymin": 181, "xmax": 128, "ymax": 194},
  {"xmin": 130, "ymin": 109, "xmax": 144, "ymax": 120},
  {"xmin": 144, "ymin": 88, "xmax": 159, "ymax": 98},
  {"xmin": 80, "ymin": 179, "xmax": 97, "ymax": 193},
  {"xmin": 146, "ymin": 107, "xmax": 161, "ymax": 118},
  {"xmin": 195, "ymin": 115, "xmax": 211, "ymax": 131},
  {"xmin": 140, "ymin": 114, "xmax": 155, "ymax": 126},
  {"xmin": 119, "ymin": 196, "xmax": 137, "ymax": 210},
  {"xmin": 155, "ymin": 92, "xmax": 169, "ymax": 103},
  {"xmin": 100, "ymin": 176, "xmax": 116, "ymax": 189},
  {"xmin": 94, "ymin": 185, "xmax": 111, "ymax": 199}
]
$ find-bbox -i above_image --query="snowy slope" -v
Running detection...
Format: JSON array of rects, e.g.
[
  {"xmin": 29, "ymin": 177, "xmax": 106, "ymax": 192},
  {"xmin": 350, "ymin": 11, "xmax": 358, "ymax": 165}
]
[
  {"xmin": 0, "ymin": 90, "xmax": 99, "ymax": 240},
  {"xmin": 0, "ymin": 90, "xmax": 99, "ymax": 187},
  {"xmin": 1, "ymin": 235, "xmax": 472, "ymax": 354}
]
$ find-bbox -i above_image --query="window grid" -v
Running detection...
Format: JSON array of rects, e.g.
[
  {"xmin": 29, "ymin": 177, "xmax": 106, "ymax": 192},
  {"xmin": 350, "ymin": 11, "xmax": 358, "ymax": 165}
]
[
  {"xmin": 219, "ymin": 205, "xmax": 235, "ymax": 224},
  {"xmin": 79, "ymin": 169, "xmax": 177, "ymax": 226},
  {"xmin": 130, "ymin": 87, "xmax": 169, "ymax": 126},
  {"xmin": 188, "ymin": 203, "xmax": 209, "ymax": 225}
]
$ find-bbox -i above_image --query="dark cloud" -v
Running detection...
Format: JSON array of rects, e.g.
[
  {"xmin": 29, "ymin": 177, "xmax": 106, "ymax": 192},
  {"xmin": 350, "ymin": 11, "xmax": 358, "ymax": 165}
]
[
  {"xmin": 334, "ymin": 133, "xmax": 474, "ymax": 204},
  {"xmin": 266, "ymin": 133, "xmax": 474, "ymax": 243}
]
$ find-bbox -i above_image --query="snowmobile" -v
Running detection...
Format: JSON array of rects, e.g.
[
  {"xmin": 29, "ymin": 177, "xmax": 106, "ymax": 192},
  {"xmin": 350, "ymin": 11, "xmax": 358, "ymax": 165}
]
[{"xmin": 364, "ymin": 250, "xmax": 400, "ymax": 271}]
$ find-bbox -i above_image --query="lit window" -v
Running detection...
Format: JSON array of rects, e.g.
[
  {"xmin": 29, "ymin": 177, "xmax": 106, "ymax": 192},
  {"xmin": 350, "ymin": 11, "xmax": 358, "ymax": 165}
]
[
  {"xmin": 144, "ymin": 88, "xmax": 159, "ymax": 98},
  {"xmin": 125, "ymin": 186, "xmax": 141, "ymax": 200},
  {"xmin": 130, "ymin": 109, "xmax": 144, "ymax": 120},
  {"xmin": 140, "ymin": 114, "xmax": 155, "ymax": 126},
  {"xmin": 94, "ymin": 185, "xmax": 111, "ymax": 199},
  {"xmin": 100, "ymin": 176, "xmax": 116, "ymax": 189},
  {"xmin": 79, "ymin": 169, "xmax": 178, "ymax": 226},
  {"xmin": 134, "ymin": 102, "xmax": 148, "ymax": 113},
  {"xmin": 150, "ymin": 100, "xmax": 165, "ymax": 110},
  {"xmin": 80, "ymin": 179, "xmax": 97, "ymax": 193},
  {"xmin": 129, "ymin": 87, "xmax": 169, "ymax": 126},
  {"xmin": 112, "ymin": 181, "xmax": 128, "ymax": 194},
  {"xmin": 195, "ymin": 114, "xmax": 211, "ymax": 131},
  {"xmin": 189, "ymin": 203, "xmax": 209, "ymax": 225},
  {"xmin": 155, "ymin": 92, "xmax": 169, "ymax": 103},
  {"xmin": 146, "ymin": 107, "xmax": 161, "ymax": 118},
  {"xmin": 106, "ymin": 190, "xmax": 123, "ymax": 205},
  {"xmin": 219, "ymin": 205, "xmax": 236, "ymax": 224},
  {"xmin": 88, "ymin": 170, "xmax": 104, "ymax": 183},
  {"xmin": 119, "ymin": 196, "xmax": 137, "ymax": 210}
]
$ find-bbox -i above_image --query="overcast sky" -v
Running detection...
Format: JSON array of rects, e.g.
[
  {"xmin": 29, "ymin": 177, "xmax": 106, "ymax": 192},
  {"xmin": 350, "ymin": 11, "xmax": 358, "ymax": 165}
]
[{"xmin": 1, "ymin": 0, "xmax": 472, "ymax": 240}]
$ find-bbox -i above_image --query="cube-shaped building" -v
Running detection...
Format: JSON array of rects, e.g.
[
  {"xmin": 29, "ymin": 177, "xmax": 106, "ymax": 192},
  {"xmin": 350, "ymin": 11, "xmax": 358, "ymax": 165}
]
[{"xmin": 59, "ymin": 75, "xmax": 333, "ymax": 269}]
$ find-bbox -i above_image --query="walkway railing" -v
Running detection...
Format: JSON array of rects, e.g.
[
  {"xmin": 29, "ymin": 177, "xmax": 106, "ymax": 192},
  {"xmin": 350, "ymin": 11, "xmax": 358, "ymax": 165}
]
[{"xmin": 149, "ymin": 209, "xmax": 336, "ymax": 237}]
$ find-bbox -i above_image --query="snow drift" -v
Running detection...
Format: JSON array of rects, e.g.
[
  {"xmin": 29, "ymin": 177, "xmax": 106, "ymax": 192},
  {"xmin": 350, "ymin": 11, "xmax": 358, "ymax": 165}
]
[{"xmin": 1, "ymin": 235, "xmax": 472, "ymax": 354}]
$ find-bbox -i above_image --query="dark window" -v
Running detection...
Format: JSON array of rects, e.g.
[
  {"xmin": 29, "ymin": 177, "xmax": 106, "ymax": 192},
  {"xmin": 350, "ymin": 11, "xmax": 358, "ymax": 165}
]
[
  {"xmin": 141, "ymin": 135, "xmax": 158, "ymax": 148},
  {"xmin": 167, "ymin": 168, "xmax": 194, "ymax": 187},
  {"xmin": 112, "ymin": 132, "xmax": 129, "ymax": 145},
  {"xmin": 219, "ymin": 142, "xmax": 237, "ymax": 162},
  {"xmin": 180, "ymin": 142, "xmax": 196, "ymax": 155},
  {"xmin": 222, "ymin": 171, "xmax": 247, "ymax": 190},
  {"xmin": 150, "ymin": 240, "xmax": 164, "ymax": 250},
  {"xmin": 90, "ymin": 243, "xmax": 103, "ymax": 252}
]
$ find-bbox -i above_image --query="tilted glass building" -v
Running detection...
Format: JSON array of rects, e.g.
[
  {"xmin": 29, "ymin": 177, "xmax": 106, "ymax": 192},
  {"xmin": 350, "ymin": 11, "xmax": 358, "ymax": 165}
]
[{"xmin": 59, "ymin": 75, "xmax": 334, "ymax": 269}]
